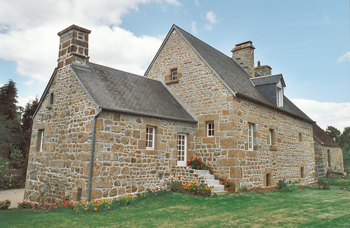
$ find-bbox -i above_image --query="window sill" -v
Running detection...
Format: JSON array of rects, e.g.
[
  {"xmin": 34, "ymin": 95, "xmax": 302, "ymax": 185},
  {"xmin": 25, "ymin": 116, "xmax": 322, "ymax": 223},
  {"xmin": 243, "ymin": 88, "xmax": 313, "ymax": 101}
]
[
  {"xmin": 269, "ymin": 145, "xmax": 277, "ymax": 151},
  {"xmin": 165, "ymin": 79, "xmax": 179, "ymax": 85}
]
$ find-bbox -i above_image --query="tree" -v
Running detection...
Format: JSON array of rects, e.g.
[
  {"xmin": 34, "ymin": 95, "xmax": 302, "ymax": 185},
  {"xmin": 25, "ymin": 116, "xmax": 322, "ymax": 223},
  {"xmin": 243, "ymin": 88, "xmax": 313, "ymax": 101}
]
[
  {"xmin": 0, "ymin": 80, "xmax": 22, "ymax": 160},
  {"xmin": 326, "ymin": 126, "xmax": 341, "ymax": 143},
  {"xmin": 20, "ymin": 98, "xmax": 39, "ymax": 165},
  {"xmin": 0, "ymin": 80, "xmax": 19, "ymax": 120}
]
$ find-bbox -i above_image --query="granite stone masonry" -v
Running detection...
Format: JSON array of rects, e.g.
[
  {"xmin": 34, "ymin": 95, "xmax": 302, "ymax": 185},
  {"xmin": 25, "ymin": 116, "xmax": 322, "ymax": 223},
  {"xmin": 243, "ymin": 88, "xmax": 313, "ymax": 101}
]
[{"xmin": 24, "ymin": 24, "xmax": 342, "ymax": 204}]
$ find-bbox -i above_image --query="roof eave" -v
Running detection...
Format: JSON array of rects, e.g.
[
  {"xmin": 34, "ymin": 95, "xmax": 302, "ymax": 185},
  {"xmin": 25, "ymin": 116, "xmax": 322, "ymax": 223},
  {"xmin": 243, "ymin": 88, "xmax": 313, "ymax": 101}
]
[
  {"xmin": 236, "ymin": 92, "xmax": 315, "ymax": 124},
  {"xmin": 100, "ymin": 106, "xmax": 198, "ymax": 124},
  {"xmin": 32, "ymin": 67, "xmax": 58, "ymax": 118}
]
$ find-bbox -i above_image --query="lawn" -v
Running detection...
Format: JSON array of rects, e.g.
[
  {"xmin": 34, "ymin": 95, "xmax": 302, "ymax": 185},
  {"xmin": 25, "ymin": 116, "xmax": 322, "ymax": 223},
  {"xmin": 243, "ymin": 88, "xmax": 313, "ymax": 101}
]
[{"xmin": 1, "ymin": 189, "xmax": 350, "ymax": 227}]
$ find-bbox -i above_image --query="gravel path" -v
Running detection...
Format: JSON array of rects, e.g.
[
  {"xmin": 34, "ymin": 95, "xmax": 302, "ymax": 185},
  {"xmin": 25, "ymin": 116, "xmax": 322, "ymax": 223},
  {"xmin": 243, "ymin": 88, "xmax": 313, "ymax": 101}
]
[{"xmin": 0, "ymin": 189, "xmax": 25, "ymax": 209}]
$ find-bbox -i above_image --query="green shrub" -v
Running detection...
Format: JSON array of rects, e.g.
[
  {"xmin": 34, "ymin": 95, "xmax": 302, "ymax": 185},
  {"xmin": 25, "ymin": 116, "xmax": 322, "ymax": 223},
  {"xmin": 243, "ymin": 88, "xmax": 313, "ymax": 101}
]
[
  {"xmin": 10, "ymin": 148, "xmax": 24, "ymax": 168},
  {"xmin": 0, "ymin": 199, "xmax": 11, "ymax": 210},
  {"xmin": 17, "ymin": 201, "xmax": 33, "ymax": 209},
  {"xmin": 197, "ymin": 183, "xmax": 212, "ymax": 196},
  {"xmin": 0, "ymin": 157, "xmax": 10, "ymax": 173},
  {"xmin": 240, "ymin": 186, "xmax": 248, "ymax": 193},
  {"xmin": 317, "ymin": 178, "xmax": 329, "ymax": 190},
  {"xmin": 276, "ymin": 179, "xmax": 287, "ymax": 190}
]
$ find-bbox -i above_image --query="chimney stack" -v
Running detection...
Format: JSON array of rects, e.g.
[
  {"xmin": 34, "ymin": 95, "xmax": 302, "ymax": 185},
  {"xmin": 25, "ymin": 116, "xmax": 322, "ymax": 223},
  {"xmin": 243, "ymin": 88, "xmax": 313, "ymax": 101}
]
[
  {"xmin": 254, "ymin": 60, "xmax": 272, "ymax": 77},
  {"xmin": 57, "ymin": 25, "xmax": 91, "ymax": 68},
  {"xmin": 231, "ymin": 41, "xmax": 255, "ymax": 76}
]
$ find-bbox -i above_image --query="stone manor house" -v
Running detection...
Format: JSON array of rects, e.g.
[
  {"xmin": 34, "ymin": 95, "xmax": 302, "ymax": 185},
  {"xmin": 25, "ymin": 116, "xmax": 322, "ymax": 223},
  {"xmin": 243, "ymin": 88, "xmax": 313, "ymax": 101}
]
[{"xmin": 24, "ymin": 24, "xmax": 343, "ymax": 203}]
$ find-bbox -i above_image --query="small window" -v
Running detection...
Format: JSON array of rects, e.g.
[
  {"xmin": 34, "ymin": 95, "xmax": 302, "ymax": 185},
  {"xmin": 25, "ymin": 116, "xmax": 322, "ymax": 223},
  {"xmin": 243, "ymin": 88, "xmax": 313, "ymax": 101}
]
[
  {"xmin": 276, "ymin": 85, "xmax": 283, "ymax": 107},
  {"xmin": 269, "ymin": 129, "xmax": 274, "ymax": 145},
  {"xmin": 327, "ymin": 149, "xmax": 331, "ymax": 167},
  {"xmin": 248, "ymin": 123, "xmax": 255, "ymax": 150},
  {"xmin": 49, "ymin": 93, "xmax": 54, "ymax": 105},
  {"xmin": 266, "ymin": 173, "xmax": 271, "ymax": 186},
  {"xmin": 301, "ymin": 167, "xmax": 304, "ymax": 178},
  {"xmin": 298, "ymin": 133, "xmax": 303, "ymax": 142},
  {"xmin": 36, "ymin": 129, "xmax": 44, "ymax": 152},
  {"xmin": 146, "ymin": 126, "xmax": 155, "ymax": 149},
  {"xmin": 171, "ymin": 69, "xmax": 178, "ymax": 81},
  {"xmin": 207, "ymin": 122, "xmax": 214, "ymax": 137}
]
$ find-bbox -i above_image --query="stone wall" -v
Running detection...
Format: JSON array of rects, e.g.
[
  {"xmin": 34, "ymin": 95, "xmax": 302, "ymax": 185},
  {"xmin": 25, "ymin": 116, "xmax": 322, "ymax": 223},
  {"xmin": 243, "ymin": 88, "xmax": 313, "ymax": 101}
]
[
  {"xmin": 24, "ymin": 66, "xmax": 99, "ymax": 203},
  {"xmin": 314, "ymin": 141, "xmax": 344, "ymax": 176},
  {"xmin": 88, "ymin": 111, "xmax": 196, "ymax": 200},
  {"xmin": 146, "ymin": 29, "xmax": 316, "ymax": 189}
]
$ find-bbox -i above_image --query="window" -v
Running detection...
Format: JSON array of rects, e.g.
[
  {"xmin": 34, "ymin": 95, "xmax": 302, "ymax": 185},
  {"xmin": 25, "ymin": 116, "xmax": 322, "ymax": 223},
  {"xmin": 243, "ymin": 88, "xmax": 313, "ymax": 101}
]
[
  {"xmin": 177, "ymin": 134, "xmax": 187, "ymax": 166},
  {"xmin": 207, "ymin": 122, "xmax": 214, "ymax": 137},
  {"xmin": 266, "ymin": 173, "xmax": 271, "ymax": 186},
  {"xmin": 276, "ymin": 86, "xmax": 283, "ymax": 107},
  {"xmin": 171, "ymin": 69, "xmax": 178, "ymax": 81},
  {"xmin": 248, "ymin": 123, "xmax": 254, "ymax": 150},
  {"xmin": 298, "ymin": 133, "xmax": 303, "ymax": 142},
  {"xmin": 49, "ymin": 93, "xmax": 54, "ymax": 105},
  {"xmin": 146, "ymin": 126, "xmax": 155, "ymax": 149},
  {"xmin": 36, "ymin": 129, "xmax": 44, "ymax": 152},
  {"xmin": 327, "ymin": 149, "xmax": 331, "ymax": 167},
  {"xmin": 269, "ymin": 129, "xmax": 274, "ymax": 145},
  {"xmin": 301, "ymin": 167, "xmax": 304, "ymax": 178}
]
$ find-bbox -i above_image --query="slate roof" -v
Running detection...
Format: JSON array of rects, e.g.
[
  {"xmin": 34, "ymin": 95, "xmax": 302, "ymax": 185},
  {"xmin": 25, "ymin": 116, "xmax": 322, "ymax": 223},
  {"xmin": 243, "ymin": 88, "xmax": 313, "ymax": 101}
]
[
  {"xmin": 250, "ymin": 74, "xmax": 286, "ymax": 87},
  {"xmin": 312, "ymin": 123, "xmax": 340, "ymax": 147},
  {"xmin": 71, "ymin": 63, "xmax": 196, "ymax": 123},
  {"xmin": 146, "ymin": 25, "xmax": 314, "ymax": 123}
]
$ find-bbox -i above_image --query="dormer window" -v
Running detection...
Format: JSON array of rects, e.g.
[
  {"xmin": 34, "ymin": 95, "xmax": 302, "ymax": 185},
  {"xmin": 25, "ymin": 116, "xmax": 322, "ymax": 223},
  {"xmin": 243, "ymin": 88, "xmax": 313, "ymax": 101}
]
[
  {"xmin": 171, "ymin": 69, "xmax": 178, "ymax": 80},
  {"xmin": 276, "ymin": 81, "xmax": 283, "ymax": 107}
]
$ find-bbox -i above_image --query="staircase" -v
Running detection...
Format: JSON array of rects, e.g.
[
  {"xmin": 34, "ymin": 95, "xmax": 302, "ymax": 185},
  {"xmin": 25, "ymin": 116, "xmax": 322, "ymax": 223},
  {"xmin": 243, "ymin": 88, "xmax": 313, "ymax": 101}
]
[{"xmin": 195, "ymin": 170, "xmax": 226, "ymax": 195}]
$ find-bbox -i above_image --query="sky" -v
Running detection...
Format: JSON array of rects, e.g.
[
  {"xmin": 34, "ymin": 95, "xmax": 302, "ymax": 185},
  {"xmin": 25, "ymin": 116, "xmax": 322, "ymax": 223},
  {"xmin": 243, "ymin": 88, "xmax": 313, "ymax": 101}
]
[{"xmin": 0, "ymin": 0, "xmax": 349, "ymax": 131}]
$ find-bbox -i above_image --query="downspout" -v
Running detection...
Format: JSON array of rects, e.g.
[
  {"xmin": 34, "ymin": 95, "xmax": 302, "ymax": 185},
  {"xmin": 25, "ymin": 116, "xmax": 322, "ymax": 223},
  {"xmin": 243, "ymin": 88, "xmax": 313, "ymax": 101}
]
[{"xmin": 87, "ymin": 107, "xmax": 102, "ymax": 201}]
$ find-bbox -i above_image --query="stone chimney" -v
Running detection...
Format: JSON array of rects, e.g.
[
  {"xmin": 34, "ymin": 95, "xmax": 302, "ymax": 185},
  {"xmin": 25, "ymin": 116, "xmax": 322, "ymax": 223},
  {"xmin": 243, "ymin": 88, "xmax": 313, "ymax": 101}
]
[
  {"xmin": 231, "ymin": 41, "xmax": 255, "ymax": 76},
  {"xmin": 254, "ymin": 61, "xmax": 272, "ymax": 77},
  {"xmin": 57, "ymin": 25, "xmax": 91, "ymax": 68}
]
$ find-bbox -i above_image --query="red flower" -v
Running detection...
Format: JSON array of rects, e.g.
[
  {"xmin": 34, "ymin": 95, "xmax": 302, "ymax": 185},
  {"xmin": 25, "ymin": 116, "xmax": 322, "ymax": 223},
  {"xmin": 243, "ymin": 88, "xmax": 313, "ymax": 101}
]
[
  {"xmin": 208, "ymin": 162, "xmax": 210, "ymax": 165},
  {"xmin": 187, "ymin": 161, "xmax": 190, "ymax": 164},
  {"xmin": 205, "ymin": 167, "xmax": 207, "ymax": 170},
  {"xmin": 226, "ymin": 177, "xmax": 228, "ymax": 180},
  {"xmin": 199, "ymin": 160, "xmax": 201, "ymax": 163},
  {"xmin": 191, "ymin": 158, "xmax": 193, "ymax": 160},
  {"xmin": 62, "ymin": 200, "xmax": 65, "ymax": 203},
  {"xmin": 211, "ymin": 171, "xmax": 213, "ymax": 174},
  {"xmin": 222, "ymin": 181, "xmax": 225, "ymax": 184},
  {"xmin": 228, "ymin": 182, "xmax": 231, "ymax": 184},
  {"xmin": 195, "ymin": 158, "xmax": 197, "ymax": 160}
]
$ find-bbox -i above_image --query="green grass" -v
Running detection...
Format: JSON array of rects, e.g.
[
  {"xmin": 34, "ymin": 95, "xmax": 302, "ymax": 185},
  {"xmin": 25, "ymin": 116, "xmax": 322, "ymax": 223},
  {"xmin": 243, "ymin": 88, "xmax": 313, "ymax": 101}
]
[{"xmin": 1, "ymin": 189, "xmax": 350, "ymax": 227}]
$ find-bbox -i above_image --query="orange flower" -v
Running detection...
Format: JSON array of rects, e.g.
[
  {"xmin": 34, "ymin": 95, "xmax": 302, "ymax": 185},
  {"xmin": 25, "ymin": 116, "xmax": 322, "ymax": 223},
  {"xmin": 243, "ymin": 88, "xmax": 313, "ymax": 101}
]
[
  {"xmin": 205, "ymin": 167, "xmax": 207, "ymax": 170},
  {"xmin": 94, "ymin": 208, "xmax": 97, "ymax": 211}
]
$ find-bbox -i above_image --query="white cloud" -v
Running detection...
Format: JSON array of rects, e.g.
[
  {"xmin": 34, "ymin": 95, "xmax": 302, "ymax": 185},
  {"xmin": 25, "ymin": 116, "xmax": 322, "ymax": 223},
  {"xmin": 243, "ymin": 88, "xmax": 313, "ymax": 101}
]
[
  {"xmin": 194, "ymin": 0, "xmax": 200, "ymax": 5},
  {"xmin": 191, "ymin": 21, "xmax": 197, "ymax": 34},
  {"xmin": 205, "ymin": 24, "xmax": 212, "ymax": 30},
  {"xmin": 17, "ymin": 95, "xmax": 37, "ymax": 108},
  {"xmin": 338, "ymin": 51, "xmax": 350, "ymax": 63},
  {"xmin": 0, "ymin": 0, "xmax": 178, "ymax": 83},
  {"xmin": 205, "ymin": 11, "xmax": 217, "ymax": 30},
  {"xmin": 206, "ymin": 11, "xmax": 217, "ymax": 24},
  {"xmin": 23, "ymin": 80, "xmax": 34, "ymax": 85},
  {"xmin": 291, "ymin": 98, "xmax": 350, "ymax": 131}
]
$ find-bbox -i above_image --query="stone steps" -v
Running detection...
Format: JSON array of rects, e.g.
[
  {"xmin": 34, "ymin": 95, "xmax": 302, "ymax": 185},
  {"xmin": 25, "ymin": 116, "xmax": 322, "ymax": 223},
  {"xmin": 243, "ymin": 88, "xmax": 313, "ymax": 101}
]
[{"xmin": 195, "ymin": 170, "xmax": 225, "ymax": 195}]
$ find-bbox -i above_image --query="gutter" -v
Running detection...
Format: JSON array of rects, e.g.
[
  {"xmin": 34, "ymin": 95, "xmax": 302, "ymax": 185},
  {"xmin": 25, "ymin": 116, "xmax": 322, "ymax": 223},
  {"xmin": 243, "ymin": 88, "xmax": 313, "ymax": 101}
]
[{"xmin": 87, "ymin": 107, "xmax": 102, "ymax": 201}]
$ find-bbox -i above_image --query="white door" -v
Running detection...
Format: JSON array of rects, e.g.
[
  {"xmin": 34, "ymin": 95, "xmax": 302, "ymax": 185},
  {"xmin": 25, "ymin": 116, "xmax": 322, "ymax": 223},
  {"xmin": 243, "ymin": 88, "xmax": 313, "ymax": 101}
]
[{"xmin": 177, "ymin": 134, "xmax": 187, "ymax": 166}]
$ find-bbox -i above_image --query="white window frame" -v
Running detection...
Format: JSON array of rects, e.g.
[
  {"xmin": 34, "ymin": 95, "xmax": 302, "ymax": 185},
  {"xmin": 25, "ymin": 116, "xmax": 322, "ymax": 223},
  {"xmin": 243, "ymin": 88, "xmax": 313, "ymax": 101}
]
[
  {"xmin": 248, "ymin": 123, "xmax": 254, "ymax": 150},
  {"xmin": 146, "ymin": 126, "xmax": 155, "ymax": 150},
  {"xmin": 171, "ymin": 69, "xmax": 178, "ymax": 81},
  {"xmin": 207, "ymin": 122, "xmax": 214, "ymax": 137},
  {"xmin": 38, "ymin": 129, "xmax": 44, "ymax": 152},
  {"xmin": 177, "ymin": 134, "xmax": 187, "ymax": 166}
]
